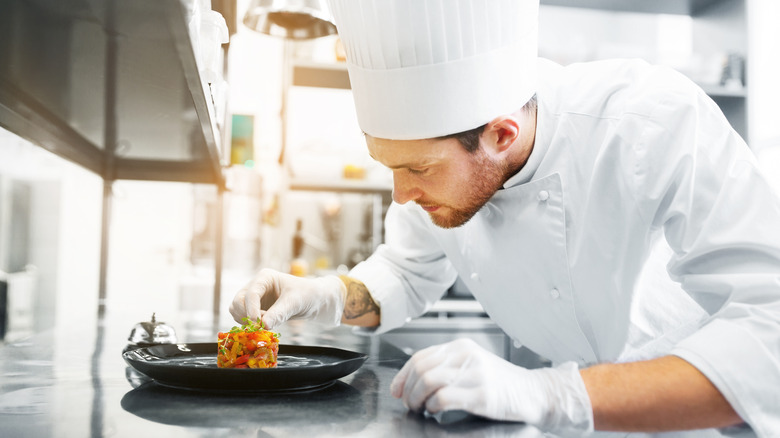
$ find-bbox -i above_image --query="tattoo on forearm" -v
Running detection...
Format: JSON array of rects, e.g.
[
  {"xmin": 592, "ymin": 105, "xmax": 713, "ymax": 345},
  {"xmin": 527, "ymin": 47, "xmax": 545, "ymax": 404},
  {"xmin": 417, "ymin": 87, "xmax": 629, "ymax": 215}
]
[{"xmin": 340, "ymin": 276, "xmax": 381, "ymax": 320}]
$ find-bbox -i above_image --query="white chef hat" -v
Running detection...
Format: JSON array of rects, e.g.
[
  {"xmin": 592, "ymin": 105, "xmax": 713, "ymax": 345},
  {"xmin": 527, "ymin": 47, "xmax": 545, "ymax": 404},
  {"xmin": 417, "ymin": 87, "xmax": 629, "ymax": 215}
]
[{"xmin": 328, "ymin": 0, "xmax": 539, "ymax": 140}]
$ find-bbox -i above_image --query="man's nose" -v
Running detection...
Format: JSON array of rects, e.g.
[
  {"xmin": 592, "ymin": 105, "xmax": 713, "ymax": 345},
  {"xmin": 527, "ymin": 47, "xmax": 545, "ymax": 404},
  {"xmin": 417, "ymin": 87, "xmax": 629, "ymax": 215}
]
[{"xmin": 392, "ymin": 173, "xmax": 422, "ymax": 204}]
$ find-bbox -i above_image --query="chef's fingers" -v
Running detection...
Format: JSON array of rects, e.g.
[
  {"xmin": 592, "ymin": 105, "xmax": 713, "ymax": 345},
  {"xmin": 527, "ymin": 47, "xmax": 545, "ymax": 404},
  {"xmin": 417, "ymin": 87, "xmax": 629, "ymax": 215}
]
[
  {"xmin": 390, "ymin": 359, "xmax": 412, "ymax": 398},
  {"xmin": 424, "ymin": 386, "xmax": 473, "ymax": 414},
  {"xmin": 261, "ymin": 292, "xmax": 302, "ymax": 330},
  {"xmin": 390, "ymin": 365, "xmax": 409, "ymax": 399},
  {"xmin": 404, "ymin": 367, "xmax": 460, "ymax": 412},
  {"xmin": 229, "ymin": 286, "xmax": 263, "ymax": 323},
  {"xmin": 260, "ymin": 308, "xmax": 280, "ymax": 330},
  {"xmin": 257, "ymin": 269, "xmax": 283, "ymax": 310},
  {"xmin": 390, "ymin": 346, "xmax": 435, "ymax": 398},
  {"xmin": 244, "ymin": 285, "xmax": 263, "ymax": 322},
  {"xmin": 244, "ymin": 269, "xmax": 282, "ymax": 321},
  {"xmin": 391, "ymin": 344, "xmax": 449, "ymax": 402},
  {"xmin": 229, "ymin": 289, "xmax": 248, "ymax": 323}
]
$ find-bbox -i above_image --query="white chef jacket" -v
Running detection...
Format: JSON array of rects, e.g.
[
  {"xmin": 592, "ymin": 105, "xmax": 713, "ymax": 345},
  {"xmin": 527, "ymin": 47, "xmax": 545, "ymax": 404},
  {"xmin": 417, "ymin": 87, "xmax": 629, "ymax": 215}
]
[{"xmin": 349, "ymin": 58, "xmax": 780, "ymax": 437}]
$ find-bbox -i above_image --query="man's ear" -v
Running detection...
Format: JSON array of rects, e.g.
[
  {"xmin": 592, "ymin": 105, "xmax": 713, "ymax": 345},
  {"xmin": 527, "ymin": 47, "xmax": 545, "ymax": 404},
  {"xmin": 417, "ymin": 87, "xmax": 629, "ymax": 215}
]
[{"xmin": 484, "ymin": 115, "xmax": 521, "ymax": 154}]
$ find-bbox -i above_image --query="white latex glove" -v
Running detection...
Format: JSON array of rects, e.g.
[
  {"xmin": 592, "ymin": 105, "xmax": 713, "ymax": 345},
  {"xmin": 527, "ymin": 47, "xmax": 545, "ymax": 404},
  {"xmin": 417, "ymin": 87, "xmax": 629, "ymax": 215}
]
[
  {"xmin": 229, "ymin": 268, "xmax": 347, "ymax": 329},
  {"xmin": 390, "ymin": 338, "xmax": 594, "ymax": 437}
]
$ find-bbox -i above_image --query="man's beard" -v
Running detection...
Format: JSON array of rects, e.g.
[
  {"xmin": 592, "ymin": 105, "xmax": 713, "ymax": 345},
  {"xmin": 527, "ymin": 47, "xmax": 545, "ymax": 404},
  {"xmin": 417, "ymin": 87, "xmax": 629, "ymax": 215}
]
[{"xmin": 426, "ymin": 149, "xmax": 510, "ymax": 229}]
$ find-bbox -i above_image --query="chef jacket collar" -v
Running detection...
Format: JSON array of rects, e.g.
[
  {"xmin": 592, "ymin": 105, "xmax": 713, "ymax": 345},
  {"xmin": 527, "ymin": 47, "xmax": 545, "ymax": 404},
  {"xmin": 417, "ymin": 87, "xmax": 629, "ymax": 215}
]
[{"xmin": 502, "ymin": 90, "xmax": 549, "ymax": 189}]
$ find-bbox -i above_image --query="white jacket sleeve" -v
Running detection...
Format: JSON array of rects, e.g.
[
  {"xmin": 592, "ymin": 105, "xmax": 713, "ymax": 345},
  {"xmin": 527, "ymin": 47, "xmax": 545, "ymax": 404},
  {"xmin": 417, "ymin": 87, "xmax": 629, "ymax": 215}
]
[
  {"xmin": 635, "ymin": 73, "xmax": 780, "ymax": 436},
  {"xmin": 349, "ymin": 201, "xmax": 458, "ymax": 333}
]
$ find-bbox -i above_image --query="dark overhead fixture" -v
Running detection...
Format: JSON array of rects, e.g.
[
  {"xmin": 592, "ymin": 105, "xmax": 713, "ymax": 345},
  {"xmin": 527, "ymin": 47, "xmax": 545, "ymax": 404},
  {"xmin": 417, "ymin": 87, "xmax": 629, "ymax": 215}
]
[{"xmin": 243, "ymin": 0, "xmax": 337, "ymax": 40}]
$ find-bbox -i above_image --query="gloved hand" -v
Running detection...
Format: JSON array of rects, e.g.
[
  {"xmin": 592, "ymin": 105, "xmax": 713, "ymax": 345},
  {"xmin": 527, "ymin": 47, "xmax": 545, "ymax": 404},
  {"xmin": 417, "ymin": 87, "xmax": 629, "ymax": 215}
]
[
  {"xmin": 390, "ymin": 338, "xmax": 594, "ymax": 437},
  {"xmin": 229, "ymin": 268, "xmax": 347, "ymax": 329}
]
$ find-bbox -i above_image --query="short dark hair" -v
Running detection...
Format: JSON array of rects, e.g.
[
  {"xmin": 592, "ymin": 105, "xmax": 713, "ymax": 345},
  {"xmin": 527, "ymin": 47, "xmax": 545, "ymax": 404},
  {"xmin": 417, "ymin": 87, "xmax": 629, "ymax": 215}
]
[{"xmin": 440, "ymin": 94, "xmax": 537, "ymax": 153}]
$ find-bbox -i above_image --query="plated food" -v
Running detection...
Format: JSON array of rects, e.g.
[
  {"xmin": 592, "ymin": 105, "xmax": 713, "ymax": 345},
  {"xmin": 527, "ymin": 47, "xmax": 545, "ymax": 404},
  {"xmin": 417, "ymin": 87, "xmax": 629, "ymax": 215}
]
[{"xmin": 217, "ymin": 318, "xmax": 280, "ymax": 369}]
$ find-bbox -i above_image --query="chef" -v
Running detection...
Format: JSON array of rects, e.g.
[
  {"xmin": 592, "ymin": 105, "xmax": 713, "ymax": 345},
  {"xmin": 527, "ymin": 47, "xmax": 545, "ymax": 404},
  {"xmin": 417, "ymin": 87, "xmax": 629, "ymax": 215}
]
[{"xmin": 230, "ymin": 0, "xmax": 780, "ymax": 436}]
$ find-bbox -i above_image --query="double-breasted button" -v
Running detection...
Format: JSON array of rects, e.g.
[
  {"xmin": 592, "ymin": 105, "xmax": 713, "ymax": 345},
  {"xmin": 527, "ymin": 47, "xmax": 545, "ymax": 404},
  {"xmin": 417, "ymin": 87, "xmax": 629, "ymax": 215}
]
[
  {"xmin": 537, "ymin": 190, "xmax": 550, "ymax": 202},
  {"xmin": 470, "ymin": 272, "xmax": 480, "ymax": 282},
  {"xmin": 550, "ymin": 288, "xmax": 560, "ymax": 299}
]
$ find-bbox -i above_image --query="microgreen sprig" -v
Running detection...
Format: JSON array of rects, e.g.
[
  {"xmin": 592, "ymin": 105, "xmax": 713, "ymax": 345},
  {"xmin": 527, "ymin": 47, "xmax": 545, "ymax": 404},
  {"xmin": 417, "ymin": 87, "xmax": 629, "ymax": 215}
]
[{"xmin": 225, "ymin": 317, "xmax": 280, "ymax": 337}]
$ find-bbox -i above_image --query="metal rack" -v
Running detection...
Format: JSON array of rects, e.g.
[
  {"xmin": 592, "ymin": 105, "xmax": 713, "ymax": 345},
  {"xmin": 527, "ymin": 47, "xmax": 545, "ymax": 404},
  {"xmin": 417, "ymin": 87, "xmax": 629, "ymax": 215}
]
[
  {"xmin": 539, "ymin": 0, "xmax": 730, "ymax": 16},
  {"xmin": 539, "ymin": 0, "xmax": 749, "ymax": 142},
  {"xmin": 0, "ymin": 0, "xmax": 227, "ymax": 320}
]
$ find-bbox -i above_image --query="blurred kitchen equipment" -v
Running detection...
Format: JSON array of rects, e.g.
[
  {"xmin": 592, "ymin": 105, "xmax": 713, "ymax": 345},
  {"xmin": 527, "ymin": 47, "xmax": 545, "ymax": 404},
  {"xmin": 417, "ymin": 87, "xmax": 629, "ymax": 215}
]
[
  {"xmin": 346, "ymin": 204, "xmax": 375, "ymax": 269},
  {"xmin": 0, "ymin": 265, "xmax": 38, "ymax": 341},
  {"xmin": 721, "ymin": 52, "xmax": 745, "ymax": 90},
  {"xmin": 123, "ymin": 313, "xmax": 178, "ymax": 353},
  {"xmin": 243, "ymin": 0, "xmax": 338, "ymax": 165},
  {"xmin": 243, "ymin": 0, "xmax": 337, "ymax": 40},
  {"xmin": 289, "ymin": 218, "xmax": 309, "ymax": 276},
  {"xmin": 0, "ymin": 273, "xmax": 6, "ymax": 340}
]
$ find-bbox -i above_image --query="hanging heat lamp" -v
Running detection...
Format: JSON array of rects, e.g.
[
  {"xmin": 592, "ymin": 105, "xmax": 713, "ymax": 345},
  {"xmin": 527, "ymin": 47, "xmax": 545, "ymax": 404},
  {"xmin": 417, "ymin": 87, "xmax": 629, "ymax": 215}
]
[{"xmin": 243, "ymin": 0, "xmax": 337, "ymax": 40}]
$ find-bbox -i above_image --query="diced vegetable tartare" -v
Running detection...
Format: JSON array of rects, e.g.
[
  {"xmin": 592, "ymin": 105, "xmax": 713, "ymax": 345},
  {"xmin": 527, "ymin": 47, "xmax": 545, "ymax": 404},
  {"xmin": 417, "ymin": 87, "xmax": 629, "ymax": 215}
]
[{"xmin": 217, "ymin": 318, "xmax": 280, "ymax": 369}]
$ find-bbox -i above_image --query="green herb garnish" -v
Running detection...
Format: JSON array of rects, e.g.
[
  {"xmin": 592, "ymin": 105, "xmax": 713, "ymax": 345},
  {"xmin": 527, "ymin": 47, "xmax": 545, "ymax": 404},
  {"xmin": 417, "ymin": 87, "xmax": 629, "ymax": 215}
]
[{"xmin": 226, "ymin": 317, "xmax": 280, "ymax": 336}]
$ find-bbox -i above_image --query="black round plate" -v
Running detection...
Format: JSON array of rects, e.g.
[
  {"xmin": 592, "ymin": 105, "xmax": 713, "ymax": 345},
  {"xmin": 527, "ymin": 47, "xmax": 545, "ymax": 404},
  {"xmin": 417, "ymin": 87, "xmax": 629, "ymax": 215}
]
[{"xmin": 122, "ymin": 343, "xmax": 368, "ymax": 392}]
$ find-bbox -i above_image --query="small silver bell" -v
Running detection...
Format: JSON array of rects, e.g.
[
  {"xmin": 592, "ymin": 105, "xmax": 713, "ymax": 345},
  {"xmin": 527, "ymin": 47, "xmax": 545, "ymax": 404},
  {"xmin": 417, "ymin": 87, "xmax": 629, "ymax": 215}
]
[{"xmin": 123, "ymin": 313, "xmax": 178, "ymax": 353}]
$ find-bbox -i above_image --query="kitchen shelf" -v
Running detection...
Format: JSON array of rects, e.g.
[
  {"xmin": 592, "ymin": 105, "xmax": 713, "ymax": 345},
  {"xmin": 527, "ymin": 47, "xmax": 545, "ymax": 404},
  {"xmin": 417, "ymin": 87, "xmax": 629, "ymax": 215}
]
[
  {"xmin": 0, "ymin": 0, "xmax": 225, "ymax": 185},
  {"xmin": 539, "ymin": 0, "xmax": 729, "ymax": 16},
  {"xmin": 289, "ymin": 177, "xmax": 391, "ymax": 195},
  {"xmin": 427, "ymin": 298, "xmax": 487, "ymax": 316},
  {"xmin": 698, "ymin": 83, "xmax": 747, "ymax": 98},
  {"xmin": 293, "ymin": 60, "xmax": 748, "ymax": 99},
  {"xmin": 0, "ymin": 0, "xmax": 229, "ymax": 321},
  {"xmin": 292, "ymin": 60, "xmax": 350, "ymax": 90}
]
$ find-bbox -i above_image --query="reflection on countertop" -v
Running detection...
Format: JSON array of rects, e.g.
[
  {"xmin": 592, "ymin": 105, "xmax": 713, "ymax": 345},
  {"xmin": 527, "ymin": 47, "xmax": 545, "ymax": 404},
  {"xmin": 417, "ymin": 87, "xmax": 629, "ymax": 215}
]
[
  {"xmin": 121, "ymin": 379, "xmax": 369, "ymax": 434},
  {"xmin": 0, "ymin": 317, "xmax": 546, "ymax": 438}
]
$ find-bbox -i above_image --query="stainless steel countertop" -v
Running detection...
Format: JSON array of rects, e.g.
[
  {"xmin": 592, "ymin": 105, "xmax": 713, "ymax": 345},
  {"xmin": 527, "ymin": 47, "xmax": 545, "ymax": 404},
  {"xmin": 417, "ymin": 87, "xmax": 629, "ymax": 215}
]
[{"xmin": 0, "ymin": 317, "xmax": 546, "ymax": 437}]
